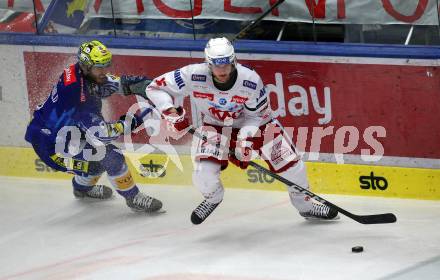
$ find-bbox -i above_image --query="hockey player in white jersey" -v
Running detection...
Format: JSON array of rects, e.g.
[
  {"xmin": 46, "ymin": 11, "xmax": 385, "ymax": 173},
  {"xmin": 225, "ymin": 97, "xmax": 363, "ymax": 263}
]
[{"xmin": 145, "ymin": 37, "xmax": 339, "ymax": 224}]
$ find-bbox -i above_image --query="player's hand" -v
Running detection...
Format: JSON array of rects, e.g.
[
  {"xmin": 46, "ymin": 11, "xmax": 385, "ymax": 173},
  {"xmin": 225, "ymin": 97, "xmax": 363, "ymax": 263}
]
[
  {"xmin": 119, "ymin": 113, "xmax": 143, "ymax": 132},
  {"xmin": 162, "ymin": 107, "xmax": 190, "ymax": 133},
  {"xmin": 229, "ymin": 140, "xmax": 253, "ymax": 169},
  {"xmin": 121, "ymin": 75, "xmax": 152, "ymax": 96}
]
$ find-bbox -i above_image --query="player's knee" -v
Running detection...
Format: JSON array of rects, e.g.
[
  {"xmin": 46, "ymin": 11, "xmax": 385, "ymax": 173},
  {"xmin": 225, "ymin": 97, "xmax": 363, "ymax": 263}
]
[
  {"xmin": 87, "ymin": 161, "xmax": 105, "ymax": 176},
  {"xmin": 279, "ymin": 160, "xmax": 310, "ymax": 192},
  {"xmin": 100, "ymin": 144, "xmax": 126, "ymax": 176},
  {"xmin": 193, "ymin": 160, "xmax": 224, "ymax": 204}
]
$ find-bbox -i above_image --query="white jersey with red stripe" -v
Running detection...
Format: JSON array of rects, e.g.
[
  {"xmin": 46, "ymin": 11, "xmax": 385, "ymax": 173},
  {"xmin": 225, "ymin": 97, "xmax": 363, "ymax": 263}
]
[{"xmin": 145, "ymin": 62, "xmax": 272, "ymax": 128}]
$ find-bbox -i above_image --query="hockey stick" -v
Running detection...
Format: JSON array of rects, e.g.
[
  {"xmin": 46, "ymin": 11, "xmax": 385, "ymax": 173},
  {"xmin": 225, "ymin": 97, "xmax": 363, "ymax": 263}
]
[
  {"xmin": 230, "ymin": 0, "xmax": 286, "ymax": 42},
  {"xmin": 247, "ymin": 162, "xmax": 397, "ymax": 224},
  {"xmin": 138, "ymin": 104, "xmax": 396, "ymax": 224},
  {"xmin": 186, "ymin": 126, "xmax": 397, "ymax": 225}
]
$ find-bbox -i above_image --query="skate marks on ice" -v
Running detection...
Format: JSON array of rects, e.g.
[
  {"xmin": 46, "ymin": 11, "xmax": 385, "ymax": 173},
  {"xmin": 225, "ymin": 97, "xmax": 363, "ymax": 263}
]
[
  {"xmin": 143, "ymin": 274, "xmax": 283, "ymax": 280},
  {"xmin": 0, "ymin": 176, "xmax": 440, "ymax": 280},
  {"xmin": 379, "ymin": 255, "xmax": 440, "ymax": 280}
]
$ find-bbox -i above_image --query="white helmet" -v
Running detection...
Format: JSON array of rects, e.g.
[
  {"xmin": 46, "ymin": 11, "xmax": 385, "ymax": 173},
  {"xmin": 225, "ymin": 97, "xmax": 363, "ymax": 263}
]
[{"xmin": 204, "ymin": 37, "xmax": 236, "ymax": 67}]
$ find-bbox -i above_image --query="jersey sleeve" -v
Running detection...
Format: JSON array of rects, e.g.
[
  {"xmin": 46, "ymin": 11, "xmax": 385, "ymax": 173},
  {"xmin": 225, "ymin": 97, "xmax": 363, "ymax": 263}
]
[
  {"xmin": 144, "ymin": 65, "xmax": 191, "ymax": 112},
  {"xmin": 242, "ymin": 75, "xmax": 271, "ymax": 129}
]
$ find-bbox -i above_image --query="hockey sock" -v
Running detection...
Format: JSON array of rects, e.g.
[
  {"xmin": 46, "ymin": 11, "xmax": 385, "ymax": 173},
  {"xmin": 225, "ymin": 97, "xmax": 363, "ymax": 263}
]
[
  {"xmin": 72, "ymin": 174, "xmax": 102, "ymax": 192},
  {"xmin": 108, "ymin": 163, "xmax": 139, "ymax": 198}
]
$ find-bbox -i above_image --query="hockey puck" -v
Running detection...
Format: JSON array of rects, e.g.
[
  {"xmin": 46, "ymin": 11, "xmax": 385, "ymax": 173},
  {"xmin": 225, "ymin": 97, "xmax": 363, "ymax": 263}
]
[{"xmin": 352, "ymin": 246, "xmax": 364, "ymax": 253}]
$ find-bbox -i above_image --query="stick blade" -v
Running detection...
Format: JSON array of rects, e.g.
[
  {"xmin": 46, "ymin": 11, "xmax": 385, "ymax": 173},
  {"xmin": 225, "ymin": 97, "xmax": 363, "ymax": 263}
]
[{"xmin": 355, "ymin": 213, "xmax": 397, "ymax": 224}]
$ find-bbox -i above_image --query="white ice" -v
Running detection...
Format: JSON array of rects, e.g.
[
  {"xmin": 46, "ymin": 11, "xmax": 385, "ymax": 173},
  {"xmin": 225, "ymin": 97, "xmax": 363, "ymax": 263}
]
[{"xmin": 0, "ymin": 176, "xmax": 439, "ymax": 280}]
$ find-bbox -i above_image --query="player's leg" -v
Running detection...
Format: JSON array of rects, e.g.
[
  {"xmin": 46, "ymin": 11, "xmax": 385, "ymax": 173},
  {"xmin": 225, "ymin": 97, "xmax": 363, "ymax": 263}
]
[
  {"xmin": 71, "ymin": 161, "xmax": 113, "ymax": 200},
  {"xmin": 29, "ymin": 138, "xmax": 113, "ymax": 200},
  {"xmin": 101, "ymin": 144, "xmax": 162, "ymax": 212},
  {"xmin": 191, "ymin": 159, "xmax": 224, "ymax": 224},
  {"xmin": 260, "ymin": 121, "xmax": 339, "ymax": 220},
  {"xmin": 279, "ymin": 161, "xmax": 338, "ymax": 220},
  {"xmin": 190, "ymin": 124, "xmax": 229, "ymax": 224}
]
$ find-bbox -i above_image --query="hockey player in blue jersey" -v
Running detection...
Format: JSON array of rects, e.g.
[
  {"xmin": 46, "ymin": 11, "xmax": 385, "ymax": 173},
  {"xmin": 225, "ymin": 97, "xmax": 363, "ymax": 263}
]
[{"xmin": 25, "ymin": 40, "xmax": 162, "ymax": 213}]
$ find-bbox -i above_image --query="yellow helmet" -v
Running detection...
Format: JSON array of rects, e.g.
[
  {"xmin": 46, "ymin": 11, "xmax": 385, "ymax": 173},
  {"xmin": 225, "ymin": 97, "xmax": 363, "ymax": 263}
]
[{"xmin": 77, "ymin": 40, "xmax": 112, "ymax": 68}]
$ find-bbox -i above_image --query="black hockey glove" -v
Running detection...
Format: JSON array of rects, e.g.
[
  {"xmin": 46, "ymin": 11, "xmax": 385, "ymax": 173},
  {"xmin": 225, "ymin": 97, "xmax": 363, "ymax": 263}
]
[
  {"xmin": 119, "ymin": 113, "xmax": 143, "ymax": 132},
  {"xmin": 121, "ymin": 75, "xmax": 152, "ymax": 98}
]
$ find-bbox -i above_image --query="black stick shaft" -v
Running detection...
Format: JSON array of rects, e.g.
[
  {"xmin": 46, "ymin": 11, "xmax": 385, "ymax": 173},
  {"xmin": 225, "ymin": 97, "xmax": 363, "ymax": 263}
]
[
  {"xmin": 247, "ymin": 161, "xmax": 396, "ymax": 224},
  {"xmin": 144, "ymin": 99, "xmax": 397, "ymax": 225},
  {"xmin": 187, "ymin": 126, "xmax": 396, "ymax": 225}
]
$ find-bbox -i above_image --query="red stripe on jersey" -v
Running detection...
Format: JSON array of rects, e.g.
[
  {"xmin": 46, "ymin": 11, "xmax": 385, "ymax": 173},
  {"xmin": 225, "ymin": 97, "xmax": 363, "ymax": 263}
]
[{"xmin": 63, "ymin": 64, "xmax": 77, "ymax": 86}]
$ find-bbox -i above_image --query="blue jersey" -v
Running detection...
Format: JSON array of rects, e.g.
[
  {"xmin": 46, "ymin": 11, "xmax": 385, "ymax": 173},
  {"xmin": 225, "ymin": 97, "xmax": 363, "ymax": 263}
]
[
  {"xmin": 24, "ymin": 64, "xmax": 153, "ymax": 175},
  {"xmin": 25, "ymin": 63, "xmax": 116, "ymax": 157},
  {"xmin": 26, "ymin": 63, "xmax": 103, "ymax": 141}
]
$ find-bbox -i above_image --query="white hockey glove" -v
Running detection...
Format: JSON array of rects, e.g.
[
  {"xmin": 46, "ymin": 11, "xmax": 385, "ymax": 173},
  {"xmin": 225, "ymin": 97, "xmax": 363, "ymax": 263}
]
[{"xmin": 162, "ymin": 107, "xmax": 190, "ymax": 133}]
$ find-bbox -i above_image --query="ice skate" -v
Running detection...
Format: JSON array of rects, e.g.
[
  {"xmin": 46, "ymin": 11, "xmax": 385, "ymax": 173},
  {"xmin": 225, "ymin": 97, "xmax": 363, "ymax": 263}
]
[
  {"xmin": 191, "ymin": 200, "xmax": 221, "ymax": 225},
  {"xmin": 126, "ymin": 192, "xmax": 163, "ymax": 213},
  {"xmin": 300, "ymin": 202, "xmax": 339, "ymax": 220},
  {"xmin": 73, "ymin": 185, "xmax": 113, "ymax": 200}
]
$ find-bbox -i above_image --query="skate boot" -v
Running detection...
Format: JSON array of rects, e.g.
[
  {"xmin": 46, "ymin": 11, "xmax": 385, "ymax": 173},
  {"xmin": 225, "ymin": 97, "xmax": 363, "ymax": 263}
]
[
  {"xmin": 191, "ymin": 200, "xmax": 221, "ymax": 225},
  {"xmin": 126, "ymin": 192, "xmax": 163, "ymax": 213},
  {"xmin": 73, "ymin": 185, "xmax": 113, "ymax": 200},
  {"xmin": 300, "ymin": 202, "xmax": 339, "ymax": 220}
]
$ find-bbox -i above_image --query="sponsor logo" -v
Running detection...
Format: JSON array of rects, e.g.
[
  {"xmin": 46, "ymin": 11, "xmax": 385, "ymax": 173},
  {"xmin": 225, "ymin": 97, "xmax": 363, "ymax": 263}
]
[
  {"xmin": 219, "ymin": 98, "xmax": 227, "ymax": 105},
  {"xmin": 191, "ymin": 74, "xmax": 207, "ymax": 82},
  {"xmin": 174, "ymin": 69, "xmax": 185, "ymax": 89},
  {"xmin": 208, "ymin": 107, "xmax": 242, "ymax": 121},
  {"xmin": 63, "ymin": 64, "xmax": 77, "ymax": 86},
  {"xmin": 140, "ymin": 160, "xmax": 166, "ymax": 178},
  {"xmin": 115, "ymin": 173, "xmax": 134, "ymax": 189},
  {"xmin": 270, "ymin": 139, "xmax": 294, "ymax": 165},
  {"xmin": 193, "ymin": 91, "xmax": 214, "ymax": 101},
  {"xmin": 231, "ymin": 95, "xmax": 248, "ymax": 104},
  {"xmin": 271, "ymin": 140, "xmax": 283, "ymax": 163},
  {"xmin": 219, "ymin": 91, "xmax": 229, "ymax": 95},
  {"xmin": 247, "ymin": 167, "xmax": 275, "ymax": 184},
  {"xmin": 194, "ymin": 85, "xmax": 209, "ymax": 90},
  {"xmin": 212, "ymin": 57, "xmax": 230, "ymax": 65},
  {"xmin": 359, "ymin": 172, "xmax": 388, "ymax": 190},
  {"xmin": 243, "ymin": 80, "xmax": 257, "ymax": 90}
]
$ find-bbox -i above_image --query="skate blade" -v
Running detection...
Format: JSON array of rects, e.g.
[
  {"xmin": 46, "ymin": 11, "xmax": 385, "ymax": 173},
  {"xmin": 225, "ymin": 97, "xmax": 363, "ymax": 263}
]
[
  {"xmin": 303, "ymin": 214, "xmax": 341, "ymax": 221},
  {"xmin": 130, "ymin": 208, "xmax": 167, "ymax": 215},
  {"xmin": 74, "ymin": 196, "xmax": 115, "ymax": 202}
]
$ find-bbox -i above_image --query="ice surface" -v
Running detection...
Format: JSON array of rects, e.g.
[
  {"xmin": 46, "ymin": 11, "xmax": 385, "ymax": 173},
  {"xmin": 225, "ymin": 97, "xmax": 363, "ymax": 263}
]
[{"xmin": 0, "ymin": 176, "xmax": 439, "ymax": 280}]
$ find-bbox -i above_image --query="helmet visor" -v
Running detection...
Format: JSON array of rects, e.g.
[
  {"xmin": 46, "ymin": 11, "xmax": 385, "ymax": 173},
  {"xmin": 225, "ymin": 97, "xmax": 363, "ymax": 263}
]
[{"xmin": 92, "ymin": 61, "xmax": 111, "ymax": 68}]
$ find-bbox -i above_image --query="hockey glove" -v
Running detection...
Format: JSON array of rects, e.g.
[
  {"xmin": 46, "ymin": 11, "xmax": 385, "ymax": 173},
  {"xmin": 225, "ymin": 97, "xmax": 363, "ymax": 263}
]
[
  {"xmin": 229, "ymin": 139, "xmax": 254, "ymax": 169},
  {"xmin": 119, "ymin": 113, "xmax": 143, "ymax": 133},
  {"xmin": 162, "ymin": 107, "xmax": 190, "ymax": 133},
  {"xmin": 121, "ymin": 75, "xmax": 152, "ymax": 97}
]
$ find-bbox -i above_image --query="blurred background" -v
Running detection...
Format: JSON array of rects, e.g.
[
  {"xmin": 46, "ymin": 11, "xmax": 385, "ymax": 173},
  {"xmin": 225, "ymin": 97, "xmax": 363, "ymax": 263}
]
[{"xmin": 1, "ymin": 0, "xmax": 439, "ymax": 45}]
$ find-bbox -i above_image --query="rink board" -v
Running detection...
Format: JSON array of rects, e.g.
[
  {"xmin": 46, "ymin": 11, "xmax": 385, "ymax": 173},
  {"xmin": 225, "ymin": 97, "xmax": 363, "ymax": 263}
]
[{"xmin": 0, "ymin": 146, "xmax": 439, "ymax": 200}]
